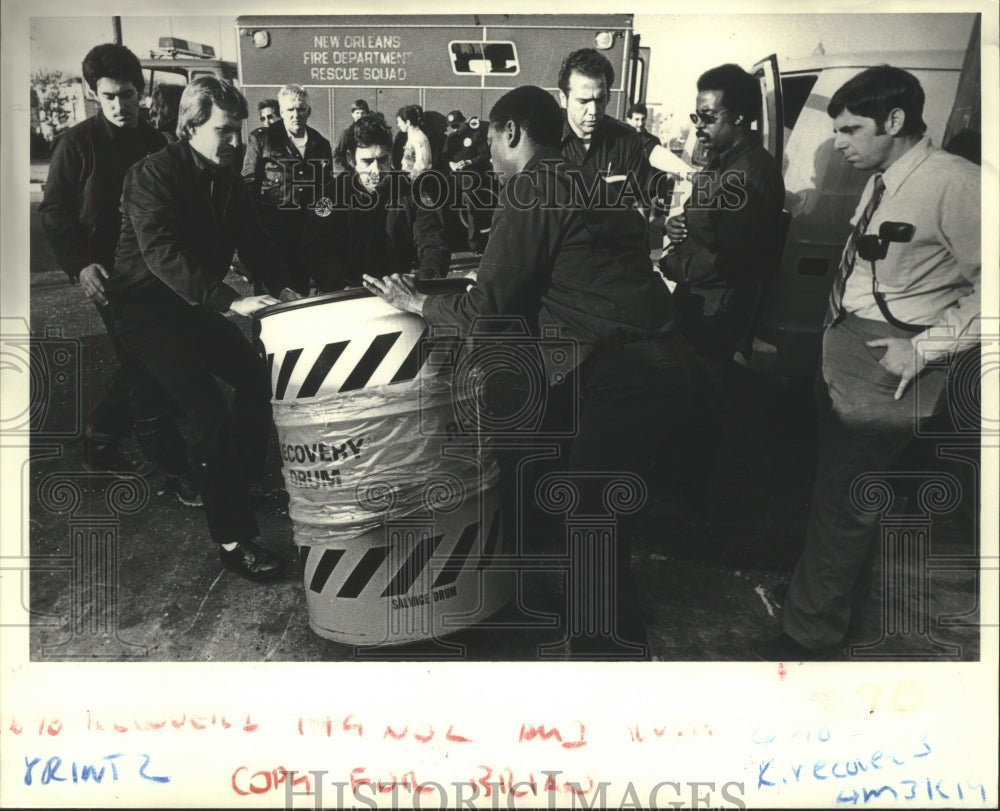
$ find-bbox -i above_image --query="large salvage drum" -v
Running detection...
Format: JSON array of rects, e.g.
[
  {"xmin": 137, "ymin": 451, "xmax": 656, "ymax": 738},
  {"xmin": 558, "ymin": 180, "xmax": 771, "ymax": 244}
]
[{"xmin": 256, "ymin": 280, "xmax": 511, "ymax": 646}]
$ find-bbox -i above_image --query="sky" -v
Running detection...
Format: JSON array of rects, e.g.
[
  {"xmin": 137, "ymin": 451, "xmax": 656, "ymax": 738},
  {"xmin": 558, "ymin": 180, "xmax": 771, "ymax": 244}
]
[{"xmin": 26, "ymin": 4, "xmax": 980, "ymax": 138}]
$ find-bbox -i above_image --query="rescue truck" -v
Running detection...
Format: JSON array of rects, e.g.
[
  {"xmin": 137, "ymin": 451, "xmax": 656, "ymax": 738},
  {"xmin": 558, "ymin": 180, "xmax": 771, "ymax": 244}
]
[{"xmin": 234, "ymin": 14, "xmax": 649, "ymax": 138}]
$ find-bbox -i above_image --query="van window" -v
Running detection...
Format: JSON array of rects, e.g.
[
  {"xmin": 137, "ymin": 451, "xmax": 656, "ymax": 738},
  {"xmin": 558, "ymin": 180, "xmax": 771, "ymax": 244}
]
[
  {"xmin": 781, "ymin": 74, "xmax": 819, "ymax": 131},
  {"xmin": 450, "ymin": 41, "xmax": 520, "ymax": 75}
]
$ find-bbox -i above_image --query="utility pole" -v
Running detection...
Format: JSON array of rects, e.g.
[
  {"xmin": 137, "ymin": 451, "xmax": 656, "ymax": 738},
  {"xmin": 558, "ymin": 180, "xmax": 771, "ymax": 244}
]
[{"xmin": 112, "ymin": 16, "xmax": 122, "ymax": 46}]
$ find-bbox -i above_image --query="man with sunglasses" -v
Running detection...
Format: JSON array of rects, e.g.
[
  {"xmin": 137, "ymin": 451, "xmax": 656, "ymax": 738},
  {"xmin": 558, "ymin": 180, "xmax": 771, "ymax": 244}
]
[
  {"xmin": 660, "ymin": 63, "xmax": 784, "ymax": 365},
  {"xmin": 657, "ymin": 64, "xmax": 785, "ymax": 507}
]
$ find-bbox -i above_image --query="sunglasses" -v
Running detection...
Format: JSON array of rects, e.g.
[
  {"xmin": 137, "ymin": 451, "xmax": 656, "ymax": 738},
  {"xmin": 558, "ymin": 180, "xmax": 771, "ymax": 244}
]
[{"xmin": 690, "ymin": 109, "xmax": 728, "ymax": 126}]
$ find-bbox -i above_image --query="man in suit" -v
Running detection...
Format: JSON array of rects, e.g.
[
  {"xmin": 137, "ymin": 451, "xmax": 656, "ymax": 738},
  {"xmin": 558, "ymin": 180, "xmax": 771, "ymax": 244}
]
[{"xmin": 109, "ymin": 77, "xmax": 299, "ymax": 582}]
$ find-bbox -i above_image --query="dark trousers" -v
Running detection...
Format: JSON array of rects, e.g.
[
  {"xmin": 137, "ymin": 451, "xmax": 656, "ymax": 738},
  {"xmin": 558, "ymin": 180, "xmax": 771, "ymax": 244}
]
[
  {"xmin": 783, "ymin": 314, "xmax": 949, "ymax": 648},
  {"xmin": 566, "ymin": 334, "xmax": 698, "ymax": 652},
  {"xmin": 88, "ymin": 300, "xmax": 189, "ymax": 475},
  {"xmin": 110, "ymin": 283, "xmax": 272, "ymax": 544}
]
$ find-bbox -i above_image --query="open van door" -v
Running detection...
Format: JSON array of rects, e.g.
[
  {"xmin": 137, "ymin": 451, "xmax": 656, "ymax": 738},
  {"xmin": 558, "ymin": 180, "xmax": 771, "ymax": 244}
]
[
  {"xmin": 737, "ymin": 54, "xmax": 788, "ymax": 369},
  {"xmin": 752, "ymin": 54, "xmax": 784, "ymax": 166}
]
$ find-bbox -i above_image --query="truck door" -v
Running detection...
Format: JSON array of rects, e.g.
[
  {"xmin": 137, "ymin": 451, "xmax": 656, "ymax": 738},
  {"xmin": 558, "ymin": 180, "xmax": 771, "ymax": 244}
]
[{"xmin": 751, "ymin": 54, "xmax": 783, "ymax": 166}]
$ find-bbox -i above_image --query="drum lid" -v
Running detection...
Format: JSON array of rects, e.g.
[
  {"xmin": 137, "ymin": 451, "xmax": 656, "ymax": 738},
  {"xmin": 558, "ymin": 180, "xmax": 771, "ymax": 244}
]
[{"xmin": 256, "ymin": 277, "xmax": 474, "ymax": 321}]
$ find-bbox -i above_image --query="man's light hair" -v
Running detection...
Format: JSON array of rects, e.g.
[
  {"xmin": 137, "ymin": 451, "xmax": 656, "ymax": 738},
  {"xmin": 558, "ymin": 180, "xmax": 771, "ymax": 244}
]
[
  {"xmin": 278, "ymin": 83, "xmax": 310, "ymax": 111},
  {"xmin": 177, "ymin": 76, "xmax": 248, "ymax": 141}
]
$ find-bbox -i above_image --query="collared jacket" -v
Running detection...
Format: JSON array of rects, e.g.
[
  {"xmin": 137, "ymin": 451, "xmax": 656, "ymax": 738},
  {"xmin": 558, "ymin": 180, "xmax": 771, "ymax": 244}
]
[
  {"xmin": 242, "ymin": 121, "xmax": 333, "ymax": 213},
  {"xmin": 301, "ymin": 170, "xmax": 450, "ymax": 291},
  {"xmin": 111, "ymin": 140, "xmax": 291, "ymax": 312},
  {"xmin": 660, "ymin": 136, "xmax": 785, "ymax": 322},
  {"xmin": 40, "ymin": 111, "xmax": 167, "ymax": 280},
  {"xmin": 422, "ymin": 150, "xmax": 677, "ymax": 382}
]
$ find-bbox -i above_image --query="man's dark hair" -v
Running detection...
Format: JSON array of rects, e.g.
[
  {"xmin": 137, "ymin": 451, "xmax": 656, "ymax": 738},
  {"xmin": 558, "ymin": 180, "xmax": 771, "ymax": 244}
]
[
  {"xmin": 150, "ymin": 83, "xmax": 184, "ymax": 134},
  {"xmin": 827, "ymin": 65, "xmax": 927, "ymax": 136},
  {"xmin": 258, "ymin": 98, "xmax": 279, "ymax": 113},
  {"xmin": 697, "ymin": 63, "xmax": 761, "ymax": 126},
  {"xmin": 626, "ymin": 103, "xmax": 648, "ymax": 118},
  {"xmin": 351, "ymin": 98, "xmax": 370, "ymax": 113},
  {"xmin": 177, "ymin": 76, "xmax": 248, "ymax": 141},
  {"xmin": 489, "ymin": 86, "xmax": 563, "ymax": 148},
  {"xmin": 338, "ymin": 112, "xmax": 394, "ymax": 167},
  {"xmin": 396, "ymin": 104, "xmax": 424, "ymax": 129},
  {"xmin": 557, "ymin": 48, "xmax": 615, "ymax": 95},
  {"xmin": 82, "ymin": 43, "xmax": 144, "ymax": 94}
]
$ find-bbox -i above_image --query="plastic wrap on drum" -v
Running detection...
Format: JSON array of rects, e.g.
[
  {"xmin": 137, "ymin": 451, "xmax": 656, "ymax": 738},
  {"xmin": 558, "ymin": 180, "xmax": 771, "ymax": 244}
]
[{"xmin": 272, "ymin": 375, "xmax": 495, "ymax": 542}]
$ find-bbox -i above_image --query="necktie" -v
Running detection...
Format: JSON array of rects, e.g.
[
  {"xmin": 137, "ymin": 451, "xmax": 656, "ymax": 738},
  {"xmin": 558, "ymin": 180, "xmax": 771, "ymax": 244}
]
[{"xmin": 826, "ymin": 173, "xmax": 886, "ymax": 326}]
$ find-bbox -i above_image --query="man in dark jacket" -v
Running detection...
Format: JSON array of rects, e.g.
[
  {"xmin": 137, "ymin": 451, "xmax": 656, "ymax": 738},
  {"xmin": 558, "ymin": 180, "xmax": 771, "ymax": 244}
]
[
  {"xmin": 558, "ymin": 48, "xmax": 653, "ymax": 211},
  {"xmin": 658, "ymin": 63, "xmax": 785, "ymax": 501},
  {"xmin": 660, "ymin": 64, "xmax": 785, "ymax": 364},
  {"xmin": 109, "ymin": 77, "xmax": 298, "ymax": 582},
  {"xmin": 242, "ymin": 84, "xmax": 333, "ymax": 294},
  {"xmin": 302, "ymin": 114, "xmax": 450, "ymax": 292},
  {"xmin": 364, "ymin": 86, "xmax": 697, "ymax": 659},
  {"xmin": 40, "ymin": 42, "xmax": 198, "ymax": 505}
]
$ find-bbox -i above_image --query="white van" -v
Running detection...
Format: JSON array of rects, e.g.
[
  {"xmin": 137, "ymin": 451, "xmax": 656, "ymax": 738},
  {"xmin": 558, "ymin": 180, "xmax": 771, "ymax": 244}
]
[{"xmin": 666, "ymin": 48, "xmax": 975, "ymax": 378}]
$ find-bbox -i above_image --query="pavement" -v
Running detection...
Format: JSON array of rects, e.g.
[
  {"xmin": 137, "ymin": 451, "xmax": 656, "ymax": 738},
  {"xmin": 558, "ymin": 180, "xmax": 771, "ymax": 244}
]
[{"xmin": 20, "ymin": 198, "xmax": 982, "ymax": 663}]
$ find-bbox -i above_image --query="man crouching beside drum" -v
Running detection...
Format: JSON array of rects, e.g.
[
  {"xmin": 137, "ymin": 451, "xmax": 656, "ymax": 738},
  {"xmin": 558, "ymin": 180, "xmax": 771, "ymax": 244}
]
[
  {"xmin": 363, "ymin": 86, "xmax": 698, "ymax": 658},
  {"xmin": 302, "ymin": 113, "xmax": 450, "ymax": 292},
  {"xmin": 109, "ymin": 76, "xmax": 300, "ymax": 583}
]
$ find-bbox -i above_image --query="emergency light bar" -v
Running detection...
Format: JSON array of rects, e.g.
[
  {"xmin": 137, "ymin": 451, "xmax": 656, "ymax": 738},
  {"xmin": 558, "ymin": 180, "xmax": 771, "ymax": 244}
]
[{"xmin": 153, "ymin": 36, "xmax": 217, "ymax": 59}]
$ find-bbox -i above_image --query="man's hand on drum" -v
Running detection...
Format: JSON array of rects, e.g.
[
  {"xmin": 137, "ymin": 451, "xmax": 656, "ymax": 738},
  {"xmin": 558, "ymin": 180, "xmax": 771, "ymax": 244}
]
[
  {"xmin": 230, "ymin": 295, "xmax": 280, "ymax": 316},
  {"xmin": 362, "ymin": 273, "xmax": 427, "ymax": 315}
]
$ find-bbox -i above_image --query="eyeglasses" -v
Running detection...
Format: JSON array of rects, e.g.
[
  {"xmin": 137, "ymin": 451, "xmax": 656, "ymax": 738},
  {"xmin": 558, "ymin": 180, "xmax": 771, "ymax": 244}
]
[{"xmin": 690, "ymin": 109, "xmax": 728, "ymax": 126}]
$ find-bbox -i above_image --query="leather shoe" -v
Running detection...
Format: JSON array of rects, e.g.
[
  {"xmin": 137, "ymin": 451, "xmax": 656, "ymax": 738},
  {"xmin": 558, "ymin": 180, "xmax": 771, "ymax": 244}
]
[
  {"xmin": 751, "ymin": 632, "xmax": 839, "ymax": 662},
  {"xmin": 219, "ymin": 540, "xmax": 285, "ymax": 582}
]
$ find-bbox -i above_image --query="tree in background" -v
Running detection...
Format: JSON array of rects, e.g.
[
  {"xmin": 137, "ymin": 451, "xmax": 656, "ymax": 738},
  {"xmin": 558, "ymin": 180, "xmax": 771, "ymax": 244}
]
[{"xmin": 30, "ymin": 69, "xmax": 74, "ymax": 148}]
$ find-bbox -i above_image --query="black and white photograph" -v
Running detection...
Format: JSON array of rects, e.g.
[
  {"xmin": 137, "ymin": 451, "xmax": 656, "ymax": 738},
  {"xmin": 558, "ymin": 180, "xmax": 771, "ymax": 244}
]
[{"xmin": 2, "ymin": 0, "xmax": 997, "ymax": 808}]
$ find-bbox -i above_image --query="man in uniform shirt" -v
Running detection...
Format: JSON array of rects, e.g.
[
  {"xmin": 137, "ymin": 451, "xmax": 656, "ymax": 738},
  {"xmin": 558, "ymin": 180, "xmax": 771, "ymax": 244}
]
[
  {"xmin": 242, "ymin": 84, "xmax": 333, "ymax": 294},
  {"xmin": 753, "ymin": 66, "xmax": 980, "ymax": 660},
  {"xmin": 40, "ymin": 43, "xmax": 199, "ymax": 505},
  {"xmin": 557, "ymin": 48, "xmax": 653, "ymax": 209},
  {"xmin": 110, "ymin": 77, "xmax": 299, "ymax": 582},
  {"xmin": 363, "ymin": 86, "xmax": 697, "ymax": 658}
]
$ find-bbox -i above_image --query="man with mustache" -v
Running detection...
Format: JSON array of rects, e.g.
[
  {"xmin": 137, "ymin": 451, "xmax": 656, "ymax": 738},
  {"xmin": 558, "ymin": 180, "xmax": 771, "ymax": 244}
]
[
  {"xmin": 660, "ymin": 63, "xmax": 785, "ymax": 366},
  {"xmin": 106, "ymin": 77, "xmax": 299, "ymax": 583},
  {"xmin": 40, "ymin": 43, "xmax": 200, "ymax": 506},
  {"xmin": 658, "ymin": 64, "xmax": 785, "ymax": 506}
]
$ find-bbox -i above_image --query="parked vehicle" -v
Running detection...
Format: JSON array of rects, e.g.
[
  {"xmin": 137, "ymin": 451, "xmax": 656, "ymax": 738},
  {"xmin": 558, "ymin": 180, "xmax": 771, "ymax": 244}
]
[
  {"xmin": 234, "ymin": 14, "xmax": 648, "ymax": 139},
  {"xmin": 671, "ymin": 44, "xmax": 979, "ymax": 378}
]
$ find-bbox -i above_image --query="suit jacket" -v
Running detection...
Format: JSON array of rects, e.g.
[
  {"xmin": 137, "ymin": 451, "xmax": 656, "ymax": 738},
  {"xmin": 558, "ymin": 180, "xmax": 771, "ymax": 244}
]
[{"xmin": 111, "ymin": 140, "xmax": 291, "ymax": 311}]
